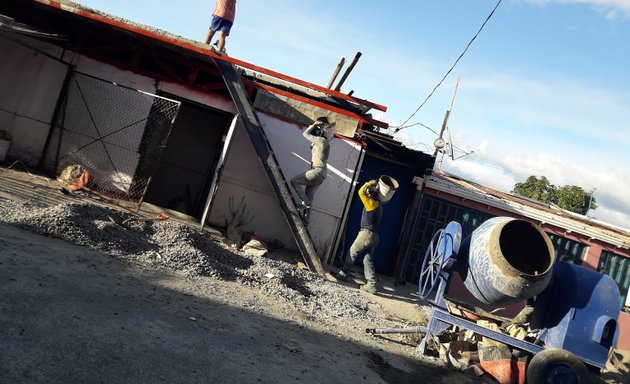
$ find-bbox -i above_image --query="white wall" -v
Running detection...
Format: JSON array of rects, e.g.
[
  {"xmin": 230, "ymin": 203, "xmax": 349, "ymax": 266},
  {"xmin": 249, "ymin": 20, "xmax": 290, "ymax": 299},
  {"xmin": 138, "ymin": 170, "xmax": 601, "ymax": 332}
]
[
  {"xmin": 158, "ymin": 81, "xmax": 236, "ymax": 115},
  {"xmin": 75, "ymin": 56, "xmax": 156, "ymax": 92},
  {"xmin": 0, "ymin": 36, "xmax": 68, "ymax": 165},
  {"xmin": 208, "ymin": 112, "xmax": 362, "ymax": 255}
]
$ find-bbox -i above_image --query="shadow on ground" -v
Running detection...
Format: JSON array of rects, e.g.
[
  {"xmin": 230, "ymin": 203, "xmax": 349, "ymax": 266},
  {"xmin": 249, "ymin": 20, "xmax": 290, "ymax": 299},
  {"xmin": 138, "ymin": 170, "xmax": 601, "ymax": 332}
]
[{"xmin": 0, "ymin": 223, "xmax": 474, "ymax": 384}]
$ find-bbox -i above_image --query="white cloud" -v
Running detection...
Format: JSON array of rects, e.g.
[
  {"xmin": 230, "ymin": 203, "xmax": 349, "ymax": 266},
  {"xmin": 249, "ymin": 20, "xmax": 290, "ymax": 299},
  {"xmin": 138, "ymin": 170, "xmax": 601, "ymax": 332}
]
[
  {"xmin": 440, "ymin": 148, "xmax": 630, "ymax": 229},
  {"xmin": 520, "ymin": 0, "xmax": 630, "ymax": 19},
  {"xmin": 460, "ymin": 73, "xmax": 630, "ymax": 147},
  {"xmin": 232, "ymin": 1, "xmax": 630, "ymax": 230},
  {"xmin": 478, "ymin": 139, "xmax": 489, "ymax": 153}
]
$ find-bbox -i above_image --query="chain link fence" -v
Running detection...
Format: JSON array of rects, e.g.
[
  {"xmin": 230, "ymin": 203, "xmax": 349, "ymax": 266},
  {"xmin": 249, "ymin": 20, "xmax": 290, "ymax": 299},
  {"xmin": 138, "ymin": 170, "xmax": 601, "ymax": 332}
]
[{"xmin": 44, "ymin": 71, "xmax": 181, "ymax": 209}]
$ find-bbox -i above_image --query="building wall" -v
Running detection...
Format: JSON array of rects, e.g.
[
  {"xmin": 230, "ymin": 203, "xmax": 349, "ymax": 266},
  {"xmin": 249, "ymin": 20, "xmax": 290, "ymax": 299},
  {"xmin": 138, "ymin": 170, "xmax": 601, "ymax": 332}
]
[
  {"xmin": 618, "ymin": 311, "xmax": 630, "ymax": 351},
  {"xmin": 158, "ymin": 81, "xmax": 236, "ymax": 115},
  {"xmin": 75, "ymin": 56, "xmax": 156, "ymax": 93},
  {"xmin": 0, "ymin": 35, "xmax": 68, "ymax": 165},
  {"xmin": 2, "ymin": 35, "xmax": 360, "ymax": 259},
  {"xmin": 208, "ymin": 112, "xmax": 362, "ymax": 256}
]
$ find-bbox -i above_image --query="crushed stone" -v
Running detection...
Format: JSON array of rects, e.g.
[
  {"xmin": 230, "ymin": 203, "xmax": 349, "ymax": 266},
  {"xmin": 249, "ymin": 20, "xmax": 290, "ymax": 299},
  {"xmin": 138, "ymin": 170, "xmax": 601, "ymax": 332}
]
[{"xmin": 0, "ymin": 198, "xmax": 377, "ymax": 324}]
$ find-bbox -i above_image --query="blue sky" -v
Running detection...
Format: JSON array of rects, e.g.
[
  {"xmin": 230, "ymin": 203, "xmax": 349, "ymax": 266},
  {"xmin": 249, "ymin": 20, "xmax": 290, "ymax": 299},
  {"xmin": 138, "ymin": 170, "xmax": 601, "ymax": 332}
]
[{"xmin": 74, "ymin": 0, "xmax": 630, "ymax": 229}]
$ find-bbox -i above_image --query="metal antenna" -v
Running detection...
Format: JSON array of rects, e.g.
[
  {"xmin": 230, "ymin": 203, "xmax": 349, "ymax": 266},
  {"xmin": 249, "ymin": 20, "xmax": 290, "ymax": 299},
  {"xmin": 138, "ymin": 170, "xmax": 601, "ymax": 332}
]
[{"xmin": 434, "ymin": 77, "xmax": 460, "ymax": 156}]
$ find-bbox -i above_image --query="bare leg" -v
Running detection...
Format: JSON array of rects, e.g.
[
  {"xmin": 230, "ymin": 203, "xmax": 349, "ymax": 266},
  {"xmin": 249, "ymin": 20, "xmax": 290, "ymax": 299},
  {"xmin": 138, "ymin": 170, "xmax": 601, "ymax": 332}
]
[
  {"xmin": 204, "ymin": 29, "xmax": 215, "ymax": 45},
  {"xmin": 217, "ymin": 31, "xmax": 227, "ymax": 52}
]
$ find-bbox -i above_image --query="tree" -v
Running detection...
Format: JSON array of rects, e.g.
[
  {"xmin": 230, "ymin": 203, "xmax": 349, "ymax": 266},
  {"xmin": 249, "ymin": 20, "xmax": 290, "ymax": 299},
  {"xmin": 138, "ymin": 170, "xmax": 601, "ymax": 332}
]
[
  {"xmin": 513, "ymin": 176, "xmax": 557, "ymax": 204},
  {"xmin": 512, "ymin": 176, "xmax": 597, "ymax": 215},
  {"xmin": 556, "ymin": 185, "xmax": 597, "ymax": 215}
]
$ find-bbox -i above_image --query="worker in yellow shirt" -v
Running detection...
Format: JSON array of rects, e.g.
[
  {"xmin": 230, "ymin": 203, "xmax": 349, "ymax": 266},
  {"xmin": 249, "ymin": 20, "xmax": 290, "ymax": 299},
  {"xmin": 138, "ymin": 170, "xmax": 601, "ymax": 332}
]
[{"xmin": 337, "ymin": 176, "xmax": 398, "ymax": 294}]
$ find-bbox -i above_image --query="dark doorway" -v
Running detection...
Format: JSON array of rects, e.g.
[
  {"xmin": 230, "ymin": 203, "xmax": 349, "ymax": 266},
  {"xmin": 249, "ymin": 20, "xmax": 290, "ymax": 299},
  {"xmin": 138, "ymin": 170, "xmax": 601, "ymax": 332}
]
[{"xmin": 144, "ymin": 101, "xmax": 232, "ymax": 218}]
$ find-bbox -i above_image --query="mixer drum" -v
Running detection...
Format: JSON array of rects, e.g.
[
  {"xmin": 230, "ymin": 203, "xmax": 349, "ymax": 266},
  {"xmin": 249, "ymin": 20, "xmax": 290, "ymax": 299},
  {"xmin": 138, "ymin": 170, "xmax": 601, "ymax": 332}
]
[{"xmin": 460, "ymin": 217, "xmax": 555, "ymax": 305}]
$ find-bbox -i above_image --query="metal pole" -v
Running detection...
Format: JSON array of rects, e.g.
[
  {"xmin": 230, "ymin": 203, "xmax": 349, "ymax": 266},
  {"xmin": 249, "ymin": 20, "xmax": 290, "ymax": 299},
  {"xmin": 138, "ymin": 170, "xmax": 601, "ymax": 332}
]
[
  {"xmin": 334, "ymin": 52, "xmax": 362, "ymax": 92},
  {"xmin": 433, "ymin": 77, "xmax": 460, "ymax": 156},
  {"xmin": 587, "ymin": 188, "xmax": 597, "ymax": 216},
  {"xmin": 366, "ymin": 326, "xmax": 426, "ymax": 335},
  {"xmin": 326, "ymin": 57, "xmax": 345, "ymax": 89}
]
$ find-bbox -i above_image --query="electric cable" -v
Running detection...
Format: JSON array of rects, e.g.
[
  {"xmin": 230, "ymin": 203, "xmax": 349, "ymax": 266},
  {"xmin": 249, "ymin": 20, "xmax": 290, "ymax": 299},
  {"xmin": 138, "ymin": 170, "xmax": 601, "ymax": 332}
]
[{"xmin": 393, "ymin": 0, "xmax": 503, "ymax": 132}]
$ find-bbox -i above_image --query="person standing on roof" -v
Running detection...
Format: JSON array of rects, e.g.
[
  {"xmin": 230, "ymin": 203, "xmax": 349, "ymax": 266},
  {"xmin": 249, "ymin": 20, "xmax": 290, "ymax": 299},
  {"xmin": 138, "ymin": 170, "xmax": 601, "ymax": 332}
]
[
  {"xmin": 204, "ymin": 0, "xmax": 237, "ymax": 54},
  {"xmin": 336, "ymin": 176, "xmax": 398, "ymax": 294},
  {"xmin": 290, "ymin": 117, "xmax": 336, "ymax": 224}
]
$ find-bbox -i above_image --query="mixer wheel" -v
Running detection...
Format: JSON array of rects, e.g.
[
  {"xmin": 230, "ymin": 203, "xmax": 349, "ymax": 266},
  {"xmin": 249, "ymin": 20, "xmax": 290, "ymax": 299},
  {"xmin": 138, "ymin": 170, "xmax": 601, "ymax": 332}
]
[
  {"xmin": 526, "ymin": 348, "xmax": 592, "ymax": 384},
  {"xmin": 418, "ymin": 229, "xmax": 449, "ymax": 300}
]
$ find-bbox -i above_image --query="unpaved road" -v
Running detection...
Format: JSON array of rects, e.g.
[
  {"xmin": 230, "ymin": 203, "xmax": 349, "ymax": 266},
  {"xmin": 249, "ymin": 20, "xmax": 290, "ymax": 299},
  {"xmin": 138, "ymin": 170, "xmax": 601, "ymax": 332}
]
[
  {"xmin": 0, "ymin": 222, "xmax": 478, "ymax": 384},
  {"xmin": 1, "ymin": 168, "xmax": 625, "ymax": 383}
]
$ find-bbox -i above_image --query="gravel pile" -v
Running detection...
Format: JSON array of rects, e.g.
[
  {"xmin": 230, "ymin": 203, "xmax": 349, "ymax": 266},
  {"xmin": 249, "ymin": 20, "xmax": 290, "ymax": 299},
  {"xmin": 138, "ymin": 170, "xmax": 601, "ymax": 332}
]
[{"xmin": 0, "ymin": 198, "xmax": 374, "ymax": 324}]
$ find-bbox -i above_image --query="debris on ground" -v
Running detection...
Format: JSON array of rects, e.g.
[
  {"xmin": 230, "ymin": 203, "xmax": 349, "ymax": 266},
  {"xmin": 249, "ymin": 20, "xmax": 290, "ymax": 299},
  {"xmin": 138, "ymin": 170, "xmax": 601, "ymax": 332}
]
[
  {"xmin": 241, "ymin": 236, "xmax": 268, "ymax": 257},
  {"xmin": 56, "ymin": 163, "xmax": 93, "ymax": 191},
  {"xmin": 0, "ymin": 199, "xmax": 375, "ymax": 324}
]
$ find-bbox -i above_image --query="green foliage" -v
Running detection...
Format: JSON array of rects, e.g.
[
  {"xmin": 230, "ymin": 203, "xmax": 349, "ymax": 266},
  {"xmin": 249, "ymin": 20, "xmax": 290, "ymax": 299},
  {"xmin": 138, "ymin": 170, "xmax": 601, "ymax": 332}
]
[
  {"xmin": 513, "ymin": 176, "xmax": 557, "ymax": 204},
  {"xmin": 556, "ymin": 185, "xmax": 598, "ymax": 214},
  {"xmin": 512, "ymin": 175, "xmax": 597, "ymax": 215}
]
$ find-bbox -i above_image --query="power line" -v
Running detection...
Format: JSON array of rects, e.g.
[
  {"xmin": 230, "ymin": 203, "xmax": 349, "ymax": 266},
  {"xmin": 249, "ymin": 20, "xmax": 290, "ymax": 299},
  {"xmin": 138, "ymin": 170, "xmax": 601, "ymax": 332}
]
[
  {"xmin": 395, "ymin": 122, "xmax": 440, "ymax": 135},
  {"xmin": 393, "ymin": 0, "xmax": 503, "ymax": 132}
]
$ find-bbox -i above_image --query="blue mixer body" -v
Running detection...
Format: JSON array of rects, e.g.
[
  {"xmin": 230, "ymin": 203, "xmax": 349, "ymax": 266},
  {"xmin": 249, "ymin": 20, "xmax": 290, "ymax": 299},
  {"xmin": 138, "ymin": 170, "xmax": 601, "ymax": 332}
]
[{"xmin": 534, "ymin": 261, "xmax": 620, "ymax": 367}]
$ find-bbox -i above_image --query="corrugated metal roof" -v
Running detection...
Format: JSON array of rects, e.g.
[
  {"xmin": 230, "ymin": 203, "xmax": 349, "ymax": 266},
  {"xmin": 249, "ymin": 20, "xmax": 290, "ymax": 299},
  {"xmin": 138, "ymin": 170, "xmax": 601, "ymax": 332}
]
[
  {"xmin": 426, "ymin": 172, "xmax": 630, "ymax": 249},
  {"xmin": 17, "ymin": 0, "xmax": 388, "ymax": 115}
]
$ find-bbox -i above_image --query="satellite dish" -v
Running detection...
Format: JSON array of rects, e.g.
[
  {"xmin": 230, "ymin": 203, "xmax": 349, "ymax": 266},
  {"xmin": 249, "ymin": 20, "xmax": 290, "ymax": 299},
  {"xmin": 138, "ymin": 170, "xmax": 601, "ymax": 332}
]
[{"xmin": 434, "ymin": 137, "xmax": 445, "ymax": 150}]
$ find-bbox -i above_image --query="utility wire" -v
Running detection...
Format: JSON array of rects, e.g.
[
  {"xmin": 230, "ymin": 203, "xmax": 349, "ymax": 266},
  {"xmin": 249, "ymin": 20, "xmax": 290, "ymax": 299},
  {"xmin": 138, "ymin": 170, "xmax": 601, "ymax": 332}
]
[
  {"xmin": 393, "ymin": 0, "xmax": 503, "ymax": 132},
  {"xmin": 396, "ymin": 122, "xmax": 440, "ymax": 135}
]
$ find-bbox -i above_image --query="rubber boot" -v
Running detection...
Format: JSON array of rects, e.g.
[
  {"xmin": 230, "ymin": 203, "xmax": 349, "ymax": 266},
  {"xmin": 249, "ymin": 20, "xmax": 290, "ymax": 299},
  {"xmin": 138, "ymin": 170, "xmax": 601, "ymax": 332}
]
[{"xmin": 360, "ymin": 281, "xmax": 377, "ymax": 294}]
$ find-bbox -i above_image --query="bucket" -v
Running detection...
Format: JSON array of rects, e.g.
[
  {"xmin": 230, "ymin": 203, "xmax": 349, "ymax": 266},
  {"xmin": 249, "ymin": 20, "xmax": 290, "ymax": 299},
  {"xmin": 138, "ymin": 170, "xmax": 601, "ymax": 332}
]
[
  {"xmin": 377, "ymin": 175, "xmax": 399, "ymax": 203},
  {"xmin": 0, "ymin": 139, "xmax": 10, "ymax": 161}
]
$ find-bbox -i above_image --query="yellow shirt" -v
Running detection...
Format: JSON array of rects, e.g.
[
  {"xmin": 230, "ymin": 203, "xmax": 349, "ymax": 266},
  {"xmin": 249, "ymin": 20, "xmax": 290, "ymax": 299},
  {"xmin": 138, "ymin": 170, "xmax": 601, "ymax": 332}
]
[{"xmin": 358, "ymin": 181, "xmax": 379, "ymax": 212}]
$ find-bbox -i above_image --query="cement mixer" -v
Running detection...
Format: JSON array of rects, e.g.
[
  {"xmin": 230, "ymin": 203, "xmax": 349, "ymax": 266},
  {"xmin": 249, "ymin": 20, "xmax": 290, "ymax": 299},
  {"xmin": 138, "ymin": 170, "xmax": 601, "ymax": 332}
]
[{"xmin": 417, "ymin": 217, "xmax": 620, "ymax": 383}]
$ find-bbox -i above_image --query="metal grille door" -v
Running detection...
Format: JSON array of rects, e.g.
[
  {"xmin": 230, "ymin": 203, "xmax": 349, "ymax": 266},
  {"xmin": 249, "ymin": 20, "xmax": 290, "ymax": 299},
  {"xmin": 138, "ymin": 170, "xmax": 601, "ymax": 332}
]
[
  {"xmin": 547, "ymin": 234, "xmax": 587, "ymax": 264},
  {"xmin": 45, "ymin": 72, "xmax": 181, "ymax": 209},
  {"xmin": 598, "ymin": 251, "xmax": 630, "ymax": 310},
  {"xmin": 400, "ymin": 195, "xmax": 493, "ymax": 283}
]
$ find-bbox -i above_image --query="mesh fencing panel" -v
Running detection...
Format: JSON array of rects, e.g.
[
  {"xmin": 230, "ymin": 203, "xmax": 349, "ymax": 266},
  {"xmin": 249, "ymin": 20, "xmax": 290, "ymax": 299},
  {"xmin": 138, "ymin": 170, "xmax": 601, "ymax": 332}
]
[{"xmin": 45, "ymin": 71, "xmax": 180, "ymax": 208}]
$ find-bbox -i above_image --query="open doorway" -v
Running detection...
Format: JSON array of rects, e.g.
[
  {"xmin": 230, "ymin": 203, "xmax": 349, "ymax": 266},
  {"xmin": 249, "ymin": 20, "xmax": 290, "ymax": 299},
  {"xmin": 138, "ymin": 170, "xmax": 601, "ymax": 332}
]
[{"xmin": 143, "ymin": 99, "xmax": 232, "ymax": 218}]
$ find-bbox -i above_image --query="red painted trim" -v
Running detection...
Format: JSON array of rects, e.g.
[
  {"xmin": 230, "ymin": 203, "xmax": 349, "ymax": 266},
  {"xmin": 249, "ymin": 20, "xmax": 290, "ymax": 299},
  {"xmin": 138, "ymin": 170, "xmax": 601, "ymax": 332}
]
[
  {"xmin": 77, "ymin": 51, "xmax": 233, "ymax": 106},
  {"xmin": 187, "ymin": 67, "xmax": 199, "ymax": 85},
  {"xmin": 617, "ymin": 312, "xmax": 630, "ymax": 350},
  {"xmin": 255, "ymin": 82, "xmax": 388, "ymax": 129},
  {"xmin": 254, "ymin": 109, "xmax": 366, "ymax": 148},
  {"xmin": 256, "ymin": 83, "xmax": 359, "ymax": 119},
  {"xmin": 337, "ymin": 134, "xmax": 368, "ymax": 148},
  {"xmin": 36, "ymin": 0, "xmax": 387, "ymax": 112}
]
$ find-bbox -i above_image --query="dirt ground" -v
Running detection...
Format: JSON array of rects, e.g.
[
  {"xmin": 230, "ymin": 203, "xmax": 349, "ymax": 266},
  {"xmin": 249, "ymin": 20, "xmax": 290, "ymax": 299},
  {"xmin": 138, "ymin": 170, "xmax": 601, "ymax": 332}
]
[
  {"xmin": 0, "ymin": 224, "xmax": 482, "ymax": 384},
  {"xmin": 0, "ymin": 166, "xmax": 628, "ymax": 384},
  {"xmin": 0, "ymin": 166, "xmax": 482, "ymax": 384}
]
